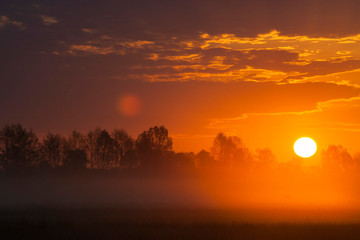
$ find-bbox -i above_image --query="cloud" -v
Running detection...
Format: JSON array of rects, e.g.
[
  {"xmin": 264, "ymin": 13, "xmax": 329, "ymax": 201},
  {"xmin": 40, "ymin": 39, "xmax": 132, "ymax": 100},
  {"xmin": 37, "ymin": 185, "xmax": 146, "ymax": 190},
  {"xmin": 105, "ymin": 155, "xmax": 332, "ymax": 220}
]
[
  {"xmin": 81, "ymin": 28, "xmax": 96, "ymax": 34},
  {"xmin": 57, "ymin": 30, "xmax": 360, "ymax": 86},
  {"xmin": 299, "ymin": 69, "xmax": 360, "ymax": 88},
  {"xmin": 65, "ymin": 37, "xmax": 154, "ymax": 55},
  {"xmin": 68, "ymin": 45, "xmax": 115, "ymax": 55},
  {"xmin": 0, "ymin": 16, "xmax": 23, "ymax": 29},
  {"xmin": 40, "ymin": 15, "xmax": 59, "ymax": 25},
  {"xmin": 208, "ymin": 96, "xmax": 360, "ymax": 133}
]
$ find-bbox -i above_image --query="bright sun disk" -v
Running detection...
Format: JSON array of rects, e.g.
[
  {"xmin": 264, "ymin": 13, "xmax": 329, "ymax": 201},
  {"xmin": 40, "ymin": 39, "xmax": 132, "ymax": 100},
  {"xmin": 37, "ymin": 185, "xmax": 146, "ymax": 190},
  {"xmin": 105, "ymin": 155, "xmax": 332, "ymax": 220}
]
[{"xmin": 294, "ymin": 137, "xmax": 317, "ymax": 158}]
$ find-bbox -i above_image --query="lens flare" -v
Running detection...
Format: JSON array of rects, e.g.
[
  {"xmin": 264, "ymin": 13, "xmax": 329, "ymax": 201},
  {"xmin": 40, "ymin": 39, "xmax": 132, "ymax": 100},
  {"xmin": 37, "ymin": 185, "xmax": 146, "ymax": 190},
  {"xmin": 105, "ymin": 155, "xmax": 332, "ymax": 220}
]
[{"xmin": 118, "ymin": 94, "xmax": 141, "ymax": 116}]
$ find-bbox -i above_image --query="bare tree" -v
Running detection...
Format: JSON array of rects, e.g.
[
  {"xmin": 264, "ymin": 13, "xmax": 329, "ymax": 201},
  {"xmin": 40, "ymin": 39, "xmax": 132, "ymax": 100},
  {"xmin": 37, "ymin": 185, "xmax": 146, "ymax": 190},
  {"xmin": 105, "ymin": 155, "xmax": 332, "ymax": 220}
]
[
  {"xmin": 211, "ymin": 132, "xmax": 251, "ymax": 168},
  {"xmin": 85, "ymin": 128, "xmax": 101, "ymax": 169},
  {"xmin": 95, "ymin": 129, "xmax": 115, "ymax": 170},
  {"xmin": 112, "ymin": 129, "xmax": 134, "ymax": 168},
  {"xmin": 322, "ymin": 145, "xmax": 355, "ymax": 172},
  {"xmin": 41, "ymin": 133, "xmax": 66, "ymax": 168},
  {"xmin": 254, "ymin": 148, "xmax": 276, "ymax": 170},
  {"xmin": 136, "ymin": 126, "xmax": 173, "ymax": 168},
  {"xmin": 196, "ymin": 149, "xmax": 216, "ymax": 168},
  {"xmin": 0, "ymin": 124, "xmax": 39, "ymax": 170},
  {"xmin": 66, "ymin": 130, "xmax": 86, "ymax": 151}
]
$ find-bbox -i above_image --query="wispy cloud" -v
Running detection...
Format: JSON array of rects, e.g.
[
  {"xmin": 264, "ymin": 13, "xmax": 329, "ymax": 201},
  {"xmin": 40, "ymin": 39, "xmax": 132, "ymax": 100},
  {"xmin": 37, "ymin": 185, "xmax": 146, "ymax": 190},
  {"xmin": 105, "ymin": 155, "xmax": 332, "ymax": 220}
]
[
  {"xmin": 66, "ymin": 38, "xmax": 154, "ymax": 55},
  {"xmin": 0, "ymin": 16, "xmax": 23, "ymax": 29},
  {"xmin": 208, "ymin": 96, "xmax": 360, "ymax": 133},
  {"xmin": 81, "ymin": 28, "xmax": 96, "ymax": 34},
  {"xmin": 40, "ymin": 15, "xmax": 59, "ymax": 25},
  {"xmin": 61, "ymin": 30, "xmax": 360, "ymax": 86},
  {"xmin": 68, "ymin": 45, "xmax": 115, "ymax": 55}
]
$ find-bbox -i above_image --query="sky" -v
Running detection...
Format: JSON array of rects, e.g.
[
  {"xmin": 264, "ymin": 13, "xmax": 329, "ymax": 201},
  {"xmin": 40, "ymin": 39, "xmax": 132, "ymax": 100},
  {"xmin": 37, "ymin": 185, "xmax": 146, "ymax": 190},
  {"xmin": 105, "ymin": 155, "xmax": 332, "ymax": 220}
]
[{"xmin": 1, "ymin": 0, "xmax": 360, "ymax": 161}]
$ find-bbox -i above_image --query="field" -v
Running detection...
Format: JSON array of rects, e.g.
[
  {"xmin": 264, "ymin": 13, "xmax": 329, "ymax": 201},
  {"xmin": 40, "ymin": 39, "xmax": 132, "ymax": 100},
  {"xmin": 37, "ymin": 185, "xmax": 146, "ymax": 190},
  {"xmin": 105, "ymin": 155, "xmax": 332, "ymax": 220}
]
[{"xmin": 1, "ymin": 208, "xmax": 360, "ymax": 240}]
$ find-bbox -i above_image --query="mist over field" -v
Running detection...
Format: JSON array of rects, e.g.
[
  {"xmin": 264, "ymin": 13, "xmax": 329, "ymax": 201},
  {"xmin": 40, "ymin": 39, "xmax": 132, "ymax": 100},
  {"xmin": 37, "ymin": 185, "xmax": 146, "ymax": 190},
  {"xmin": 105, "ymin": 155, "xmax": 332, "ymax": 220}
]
[
  {"xmin": 0, "ymin": 125, "xmax": 360, "ymax": 221},
  {"xmin": 1, "ymin": 124, "xmax": 360, "ymax": 224}
]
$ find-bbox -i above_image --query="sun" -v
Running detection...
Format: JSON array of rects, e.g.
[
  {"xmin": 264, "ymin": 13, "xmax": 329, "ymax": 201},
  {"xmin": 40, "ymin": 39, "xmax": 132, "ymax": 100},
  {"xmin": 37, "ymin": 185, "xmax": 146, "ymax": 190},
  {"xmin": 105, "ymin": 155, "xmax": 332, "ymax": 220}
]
[{"xmin": 294, "ymin": 137, "xmax": 317, "ymax": 158}]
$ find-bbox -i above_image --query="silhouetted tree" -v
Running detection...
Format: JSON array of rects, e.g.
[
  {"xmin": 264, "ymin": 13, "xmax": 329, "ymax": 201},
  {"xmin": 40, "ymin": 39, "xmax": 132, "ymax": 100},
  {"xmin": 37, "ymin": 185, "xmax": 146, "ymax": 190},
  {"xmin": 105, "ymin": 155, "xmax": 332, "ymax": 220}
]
[
  {"xmin": 95, "ymin": 129, "xmax": 115, "ymax": 169},
  {"xmin": 322, "ymin": 145, "xmax": 355, "ymax": 172},
  {"xmin": 171, "ymin": 152, "xmax": 196, "ymax": 169},
  {"xmin": 136, "ymin": 126, "xmax": 173, "ymax": 168},
  {"xmin": 254, "ymin": 148, "xmax": 276, "ymax": 170},
  {"xmin": 112, "ymin": 129, "xmax": 135, "ymax": 168},
  {"xmin": 41, "ymin": 133, "xmax": 66, "ymax": 168},
  {"xmin": 196, "ymin": 149, "xmax": 216, "ymax": 168},
  {"xmin": 353, "ymin": 152, "xmax": 360, "ymax": 170},
  {"xmin": 233, "ymin": 140, "xmax": 252, "ymax": 167},
  {"xmin": 85, "ymin": 128, "xmax": 101, "ymax": 169},
  {"xmin": 211, "ymin": 133, "xmax": 251, "ymax": 168},
  {"xmin": 66, "ymin": 130, "xmax": 85, "ymax": 151},
  {"xmin": 63, "ymin": 149, "xmax": 87, "ymax": 171},
  {"xmin": 0, "ymin": 124, "xmax": 39, "ymax": 170}
]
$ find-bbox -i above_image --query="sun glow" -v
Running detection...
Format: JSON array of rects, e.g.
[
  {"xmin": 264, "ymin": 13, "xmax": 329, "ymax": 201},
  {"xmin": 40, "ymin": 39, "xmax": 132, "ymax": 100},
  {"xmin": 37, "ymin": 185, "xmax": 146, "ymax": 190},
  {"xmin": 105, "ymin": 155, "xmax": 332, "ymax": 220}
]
[{"xmin": 294, "ymin": 137, "xmax": 317, "ymax": 158}]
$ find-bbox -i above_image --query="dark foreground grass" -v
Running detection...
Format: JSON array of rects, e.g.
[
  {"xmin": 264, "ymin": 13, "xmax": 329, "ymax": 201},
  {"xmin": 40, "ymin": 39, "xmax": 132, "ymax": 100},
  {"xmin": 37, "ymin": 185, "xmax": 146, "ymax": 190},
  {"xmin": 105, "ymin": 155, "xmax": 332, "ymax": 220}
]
[{"xmin": 1, "ymin": 209, "xmax": 360, "ymax": 240}]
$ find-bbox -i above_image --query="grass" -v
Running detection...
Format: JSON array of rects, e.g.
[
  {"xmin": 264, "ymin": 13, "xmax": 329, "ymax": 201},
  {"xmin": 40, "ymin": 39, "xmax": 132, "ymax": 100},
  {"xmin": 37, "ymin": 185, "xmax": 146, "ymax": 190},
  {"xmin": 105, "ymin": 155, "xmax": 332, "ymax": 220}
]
[{"xmin": 1, "ymin": 208, "xmax": 360, "ymax": 239}]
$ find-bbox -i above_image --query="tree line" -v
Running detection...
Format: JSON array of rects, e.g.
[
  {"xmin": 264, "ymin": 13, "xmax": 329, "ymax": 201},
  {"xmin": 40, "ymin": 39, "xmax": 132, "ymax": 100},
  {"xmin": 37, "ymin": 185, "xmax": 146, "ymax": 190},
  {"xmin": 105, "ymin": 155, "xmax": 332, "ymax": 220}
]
[
  {"xmin": 0, "ymin": 123, "xmax": 359, "ymax": 173},
  {"xmin": 0, "ymin": 124, "xmax": 172, "ymax": 171}
]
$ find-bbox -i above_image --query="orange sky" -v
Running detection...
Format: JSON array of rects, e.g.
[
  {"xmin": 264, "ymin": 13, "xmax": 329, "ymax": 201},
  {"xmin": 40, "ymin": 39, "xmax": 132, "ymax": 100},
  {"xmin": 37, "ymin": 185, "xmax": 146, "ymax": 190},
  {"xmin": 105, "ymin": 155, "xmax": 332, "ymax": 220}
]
[{"xmin": 1, "ymin": 0, "xmax": 360, "ymax": 162}]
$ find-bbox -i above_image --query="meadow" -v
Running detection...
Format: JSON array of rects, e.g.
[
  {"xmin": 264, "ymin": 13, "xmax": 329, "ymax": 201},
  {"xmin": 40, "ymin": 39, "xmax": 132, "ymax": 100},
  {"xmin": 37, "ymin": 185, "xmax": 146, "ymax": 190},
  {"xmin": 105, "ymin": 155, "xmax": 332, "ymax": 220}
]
[{"xmin": 1, "ymin": 208, "xmax": 360, "ymax": 240}]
